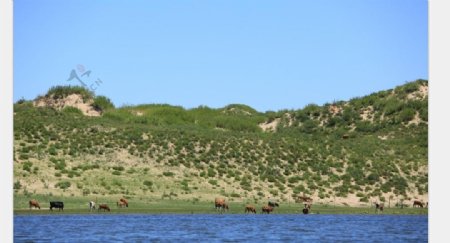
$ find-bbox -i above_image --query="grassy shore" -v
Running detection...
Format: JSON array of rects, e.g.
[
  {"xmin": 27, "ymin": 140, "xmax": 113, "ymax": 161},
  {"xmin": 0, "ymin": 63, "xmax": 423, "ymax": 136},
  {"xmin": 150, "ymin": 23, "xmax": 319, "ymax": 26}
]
[{"xmin": 14, "ymin": 195, "xmax": 428, "ymax": 215}]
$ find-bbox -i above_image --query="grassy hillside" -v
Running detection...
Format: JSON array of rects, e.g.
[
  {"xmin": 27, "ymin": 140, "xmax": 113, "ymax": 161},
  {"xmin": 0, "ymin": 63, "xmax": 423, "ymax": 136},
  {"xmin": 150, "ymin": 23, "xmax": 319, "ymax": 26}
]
[{"xmin": 13, "ymin": 80, "xmax": 428, "ymax": 208}]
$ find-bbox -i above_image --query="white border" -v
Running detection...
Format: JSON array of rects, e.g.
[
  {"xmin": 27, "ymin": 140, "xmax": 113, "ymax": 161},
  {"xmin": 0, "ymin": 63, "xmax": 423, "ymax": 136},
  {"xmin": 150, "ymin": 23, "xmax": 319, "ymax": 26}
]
[
  {"xmin": 0, "ymin": 0, "xmax": 13, "ymax": 242},
  {"xmin": 429, "ymin": 0, "xmax": 449, "ymax": 242},
  {"xmin": 2, "ymin": 0, "xmax": 444, "ymax": 242}
]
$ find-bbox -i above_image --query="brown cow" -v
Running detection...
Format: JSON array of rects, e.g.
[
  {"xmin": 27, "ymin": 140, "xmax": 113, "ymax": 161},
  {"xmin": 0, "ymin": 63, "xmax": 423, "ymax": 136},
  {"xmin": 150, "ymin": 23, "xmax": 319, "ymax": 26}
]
[
  {"xmin": 215, "ymin": 198, "xmax": 228, "ymax": 212},
  {"xmin": 119, "ymin": 198, "xmax": 128, "ymax": 207},
  {"xmin": 117, "ymin": 201, "xmax": 127, "ymax": 208},
  {"xmin": 98, "ymin": 204, "xmax": 111, "ymax": 212},
  {"xmin": 374, "ymin": 202, "xmax": 384, "ymax": 213},
  {"xmin": 262, "ymin": 205, "xmax": 274, "ymax": 214},
  {"xmin": 29, "ymin": 199, "xmax": 40, "ymax": 210},
  {"xmin": 413, "ymin": 200, "xmax": 424, "ymax": 208},
  {"xmin": 245, "ymin": 205, "xmax": 256, "ymax": 213}
]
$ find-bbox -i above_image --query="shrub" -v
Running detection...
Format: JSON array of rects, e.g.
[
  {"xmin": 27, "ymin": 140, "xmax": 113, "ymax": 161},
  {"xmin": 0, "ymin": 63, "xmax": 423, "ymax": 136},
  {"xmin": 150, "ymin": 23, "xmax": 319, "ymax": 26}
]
[
  {"xmin": 62, "ymin": 106, "xmax": 83, "ymax": 115},
  {"xmin": 112, "ymin": 166, "xmax": 125, "ymax": 171},
  {"xmin": 55, "ymin": 181, "xmax": 71, "ymax": 189},
  {"xmin": 14, "ymin": 181, "xmax": 22, "ymax": 190},
  {"xmin": 112, "ymin": 171, "xmax": 121, "ymax": 176},
  {"xmin": 22, "ymin": 161, "xmax": 33, "ymax": 172},
  {"xmin": 397, "ymin": 108, "xmax": 416, "ymax": 123},
  {"xmin": 143, "ymin": 180, "xmax": 153, "ymax": 187},
  {"xmin": 45, "ymin": 85, "xmax": 94, "ymax": 101},
  {"xmin": 93, "ymin": 96, "xmax": 115, "ymax": 111},
  {"xmin": 208, "ymin": 179, "xmax": 218, "ymax": 186},
  {"xmin": 163, "ymin": 171, "xmax": 175, "ymax": 177}
]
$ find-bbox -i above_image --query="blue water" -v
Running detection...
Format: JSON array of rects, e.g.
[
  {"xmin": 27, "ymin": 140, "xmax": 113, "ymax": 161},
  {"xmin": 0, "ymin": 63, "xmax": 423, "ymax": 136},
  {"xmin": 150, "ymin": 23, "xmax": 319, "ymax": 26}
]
[{"xmin": 14, "ymin": 214, "xmax": 427, "ymax": 242}]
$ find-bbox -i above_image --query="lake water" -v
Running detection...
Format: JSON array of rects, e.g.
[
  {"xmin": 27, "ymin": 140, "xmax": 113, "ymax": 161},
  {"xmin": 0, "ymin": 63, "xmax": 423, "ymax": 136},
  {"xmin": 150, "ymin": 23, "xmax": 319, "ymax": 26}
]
[{"xmin": 14, "ymin": 214, "xmax": 427, "ymax": 242}]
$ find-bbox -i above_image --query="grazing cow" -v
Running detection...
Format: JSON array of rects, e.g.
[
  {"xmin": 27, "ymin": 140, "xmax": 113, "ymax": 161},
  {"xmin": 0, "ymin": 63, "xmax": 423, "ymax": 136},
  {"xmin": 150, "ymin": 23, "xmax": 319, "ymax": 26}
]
[
  {"xmin": 117, "ymin": 201, "xmax": 127, "ymax": 208},
  {"xmin": 215, "ymin": 198, "xmax": 228, "ymax": 212},
  {"xmin": 89, "ymin": 201, "xmax": 96, "ymax": 211},
  {"xmin": 98, "ymin": 204, "xmax": 111, "ymax": 212},
  {"xmin": 303, "ymin": 203, "xmax": 312, "ymax": 214},
  {"xmin": 268, "ymin": 201, "xmax": 279, "ymax": 208},
  {"xmin": 119, "ymin": 198, "xmax": 128, "ymax": 207},
  {"xmin": 245, "ymin": 205, "xmax": 256, "ymax": 214},
  {"xmin": 413, "ymin": 200, "xmax": 424, "ymax": 208},
  {"xmin": 50, "ymin": 201, "xmax": 64, "ymax": 211},
  {"xmin": 374, "ymin": 202, "xmax": 384, "ymax": 213},
  {"xmin": 302, "ymin": 208, "xmax": 309, "ymax": 214},
  {"xmin": 29, "ymin": 199, "xmax": 41, "ymax": 210},
  {"xmin": 262, "ymin": 205, "xmax": 274, "ymax": 214}
]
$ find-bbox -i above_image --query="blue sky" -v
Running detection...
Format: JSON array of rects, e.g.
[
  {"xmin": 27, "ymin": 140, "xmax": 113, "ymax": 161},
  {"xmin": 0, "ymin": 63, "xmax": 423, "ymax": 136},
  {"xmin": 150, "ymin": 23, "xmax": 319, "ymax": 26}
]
[{"xmin": 13, "ymin": 0, "xmax": 428, "ymax": 112}]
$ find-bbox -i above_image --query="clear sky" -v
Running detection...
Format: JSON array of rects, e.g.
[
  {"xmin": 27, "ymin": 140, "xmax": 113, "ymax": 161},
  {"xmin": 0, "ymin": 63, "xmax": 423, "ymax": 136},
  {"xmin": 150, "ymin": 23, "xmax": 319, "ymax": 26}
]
[{"xmin": 13, "ymin": 0, "xmax": 428, "ymax": 112}]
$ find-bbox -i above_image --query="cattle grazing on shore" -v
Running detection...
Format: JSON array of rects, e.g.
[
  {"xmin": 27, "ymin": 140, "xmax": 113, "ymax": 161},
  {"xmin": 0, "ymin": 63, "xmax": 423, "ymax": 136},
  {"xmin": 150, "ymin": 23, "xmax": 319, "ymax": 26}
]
[
  {"xmin": 89, "ymin": 201, "xmax": 96, "ymax": 211},
  {"xmin": 374, "ymin": 202, "xmax": 384, "ymax": 213},
  {"xmin": 245, "ymin": 205, "xmax": 256, "ymax": 213},
  {"xmin": 29, "ymin": 199, "xmax": 40, "ymax": 210},
  {"xmin": 268, "ymin": 201, "xmax": 279, "ymax": 208},
  {"xmin": 413, "ymin": 200, "xmax": 425, "ymax": 208},
  {"xmin": 119, "ymin": 198, "xmax": 128, "ymax": 207},
  {"xmin": 50, "ymin": 201, "xmax": 64, "ymax": 211},
  {"xmin": 262, "ymin": 205, "xmax": 274, "ymax": 214},
  {"xmin": 215, "ymin": 198, "xmax": 229, "ymax": 212},
  {"xmin": 117, "ymin": 200, "xmax": 127, "ymax": 208},
  {"xmin": 303, "ymin": 203, "xmax": 312, "ymax": 214},
  {"xmin": 98, "ymin": 204, "xmax": 111, "ymax": 212}
]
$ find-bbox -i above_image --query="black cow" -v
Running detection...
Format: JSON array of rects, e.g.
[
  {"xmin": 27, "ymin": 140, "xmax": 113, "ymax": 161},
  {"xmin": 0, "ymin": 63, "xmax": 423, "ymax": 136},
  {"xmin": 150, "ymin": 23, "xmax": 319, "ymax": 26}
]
[
  {"xmin": 50, "ymin": 201, "xmax": 64, "ymax": 211},
  {"xmin": 268, "ymin": 201, "xmax": 279, "ymax": 207}
]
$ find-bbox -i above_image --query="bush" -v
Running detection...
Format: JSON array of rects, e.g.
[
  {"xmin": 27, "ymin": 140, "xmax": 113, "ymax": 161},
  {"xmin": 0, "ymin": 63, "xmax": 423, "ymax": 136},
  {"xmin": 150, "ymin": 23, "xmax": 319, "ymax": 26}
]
[
  {"xmin": 112, "ymin": 171, "xmax": 121, "ymax": 176},
  {"xmin": 208, "ymin": 179, "xmax": 218, "ymax": 186},
  {"xmin": 55, "ymin": 181, "xmax": 71, "ymax": 189},
  {"xmin": 45, "ymin": 85, "xmax": 94, "ymax": 101},
  {"xmin": 143, "ymin": 180, "xmax": 153, "ymax": 187},
  {"xmin": 14, "ymin": 181, "xmax": 22, "ymax": 190},
  {"xmin": 397, "ymin": 108, "xmax": 416, "ymax": 123},
  {"xmin": 163, "ymin": 171, "xmax": 175, "ymax": 177},
  {"xmin": 93, "ymin": 96, "xmax": 115, "ymax": 111},
  {"xmin": 22, "ymin": 161, "xmax": 33, "ymax": 172},
  {"xmin": 62, "ymin": 106, "xmax": 83, "ymax": 115}
]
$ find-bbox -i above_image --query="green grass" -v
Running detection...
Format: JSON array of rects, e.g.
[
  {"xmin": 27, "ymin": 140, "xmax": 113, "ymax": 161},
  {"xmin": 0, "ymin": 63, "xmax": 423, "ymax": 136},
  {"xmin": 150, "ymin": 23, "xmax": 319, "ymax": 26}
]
[{"xmin": 14, "ymin": 195, "xmax": 427, "ymax": 215}]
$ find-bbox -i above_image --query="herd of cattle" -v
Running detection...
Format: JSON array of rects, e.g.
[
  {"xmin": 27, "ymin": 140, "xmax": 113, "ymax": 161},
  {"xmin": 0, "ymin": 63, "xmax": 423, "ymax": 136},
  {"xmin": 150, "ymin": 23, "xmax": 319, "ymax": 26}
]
[
  {"xmin": 28, "ymin": 198, "xmax": 129, "ymax": 212},
  {"xmin": 27, "ymin": 197, "xmax": 428, "ymax": 214}
]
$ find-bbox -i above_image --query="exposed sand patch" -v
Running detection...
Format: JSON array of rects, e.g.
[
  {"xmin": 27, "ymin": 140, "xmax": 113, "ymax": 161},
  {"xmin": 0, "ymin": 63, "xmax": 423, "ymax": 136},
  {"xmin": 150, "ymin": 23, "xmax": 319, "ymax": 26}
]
[
  {"xmin": 328, "ymin": 105, "xmax": 342, "ymax": 116},
  {"xmin": 407, "ymin": 112, "xmax": 422, "ymax": 126},
  {"xmin": 360, "ymin": 106, "xmax": 374, "ymax": 121},
  {"xmin": 407, "ymin": 85, "xmax": 428, "ymax": 100},
  {"xmin": 34, "ymin": 94, "xmax": 101, "ymax": 116},
  {"xmin": 259, "ymin": 118, "xmax": 280, "ymax": 132}
]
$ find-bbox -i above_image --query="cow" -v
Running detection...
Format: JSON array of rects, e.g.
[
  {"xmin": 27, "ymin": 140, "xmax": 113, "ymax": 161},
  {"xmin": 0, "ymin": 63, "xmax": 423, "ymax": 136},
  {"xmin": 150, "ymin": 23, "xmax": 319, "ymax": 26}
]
[
  {"xmin": 268, "ymin": 201, "xmax": 279, "ymax": 208},
  {"xmin": 89, "ymin": 201, "xmax": 96, "ymax": 211},
  {"xmin": 215, "ymin": 198, "xmax": 228, "ymax": 212},
  {"xmin": 119, "ymin": 198, "xmax": 128, "ymax": 207},
  {"xmin": 117, "ymin": 201, "xmax": 127, "ymax": 208},
  {"xmin": 303, "ymin": 203, "xmax": 312, "ymax": 214},
  {"xmin": 29, "ymin": 199, "xmax": 41, "ymax": 210},
  {"xmin": 98, "ymin": 204, "xmax": 111, "ymax": 212},
  {"xmin": 50, "ymin": 201, "xmax": 64, "ymax": 211},
  {"xmin": 262, "ymin": 205, "xmax": 274, "ymax": 214},
  {"xmin": 374, "ymin": 202, "xmax": 384, "ymax": 213},
  {"xmin": 413, "ymin": 200, "xmax": 425, "ymax": 208},
  {"xmin": 245, "ymin": 205, "xmax": 256, "ymax": 214}
]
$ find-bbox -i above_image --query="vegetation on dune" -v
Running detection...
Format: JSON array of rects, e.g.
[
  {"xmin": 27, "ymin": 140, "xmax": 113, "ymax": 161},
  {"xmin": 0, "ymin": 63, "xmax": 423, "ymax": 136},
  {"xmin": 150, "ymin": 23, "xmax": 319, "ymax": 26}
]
[
  {"xmin": 13, "ymin": 79, "xmax": 428, "ymax": 208},
  {"xmin": 43, "ymin": 85, "xmax": 95, "ymax": 101}
]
